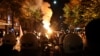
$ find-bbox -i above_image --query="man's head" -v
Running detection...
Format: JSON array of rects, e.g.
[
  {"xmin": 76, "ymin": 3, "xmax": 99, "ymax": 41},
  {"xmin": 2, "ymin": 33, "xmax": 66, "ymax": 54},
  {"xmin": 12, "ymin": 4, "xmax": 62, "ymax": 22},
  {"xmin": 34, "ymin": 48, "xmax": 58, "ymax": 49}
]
[
  {"xmin": 3, "ymin": 33, "xmax": 16, "ymax": 46},
  {"xmin": 63, "ymin": 33, "xmax": 83, "ymax": 54},
  {"xmin": 85, "ymin": 19, "xmax": 100, "ymax": 47}
]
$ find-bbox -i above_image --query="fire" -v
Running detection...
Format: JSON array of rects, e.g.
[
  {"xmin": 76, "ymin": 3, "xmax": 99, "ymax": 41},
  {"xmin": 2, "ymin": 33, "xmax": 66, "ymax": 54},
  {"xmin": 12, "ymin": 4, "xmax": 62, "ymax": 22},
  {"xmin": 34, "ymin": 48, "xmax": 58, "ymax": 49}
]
[
  {"xmin": 43, "ymin": 21, "xmax": 53, "ymax": 39},
  {"xmin": 43, "ymin": 23, "xmax": 52, "ymax": 34},
  {"xmin": 48, "ymin": 28, "xmax": 52, "ymax": 34},
  {"xmin": 41, "ymin": 2, "xmax": 53, "ymax": 39}
]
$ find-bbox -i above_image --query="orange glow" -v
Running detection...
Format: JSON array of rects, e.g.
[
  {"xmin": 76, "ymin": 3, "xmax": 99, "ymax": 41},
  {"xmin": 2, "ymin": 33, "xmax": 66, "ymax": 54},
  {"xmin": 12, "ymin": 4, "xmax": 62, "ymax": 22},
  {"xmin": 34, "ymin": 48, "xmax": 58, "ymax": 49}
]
[
  {"xmin": 70, "ymin": 0, "xmax": 81, "ymax": 5},
  {"xmin": 43, "ymin": 22, "xmax": 53, "ymax": 34},
  {"xmin": 47, "ymin": 28, "xmax": 52, "ymax": 34},
  {"xmin": 43, "ymin": 21, "xmax": 53, "ymax": 39},
  {"xmin": 41, "ymin": 2, "xmax": 53, "ymax": 39}
]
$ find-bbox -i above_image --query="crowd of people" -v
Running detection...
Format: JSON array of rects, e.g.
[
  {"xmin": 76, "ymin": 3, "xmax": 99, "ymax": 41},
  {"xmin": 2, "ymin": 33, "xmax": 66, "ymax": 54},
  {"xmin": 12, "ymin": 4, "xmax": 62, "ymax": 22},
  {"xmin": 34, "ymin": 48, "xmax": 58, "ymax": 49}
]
[{"xmin": 0, "ymin": 18, "xmax": 100, "ymax": 56}]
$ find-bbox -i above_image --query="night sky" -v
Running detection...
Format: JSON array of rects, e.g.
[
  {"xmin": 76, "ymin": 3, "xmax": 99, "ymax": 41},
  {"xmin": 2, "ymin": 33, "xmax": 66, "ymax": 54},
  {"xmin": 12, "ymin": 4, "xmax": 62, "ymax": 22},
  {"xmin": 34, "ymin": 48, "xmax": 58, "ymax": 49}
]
[
  {"xmin": 43, "ymin": 0, "xmax": 69, "ymax": 30},
  {"xmin": 44, "ymin": 0, "xmax": 69, "ymax": 21},
  {"xmin": 44, "ymin": 0, "xmax": 68, "ymax": 15}
]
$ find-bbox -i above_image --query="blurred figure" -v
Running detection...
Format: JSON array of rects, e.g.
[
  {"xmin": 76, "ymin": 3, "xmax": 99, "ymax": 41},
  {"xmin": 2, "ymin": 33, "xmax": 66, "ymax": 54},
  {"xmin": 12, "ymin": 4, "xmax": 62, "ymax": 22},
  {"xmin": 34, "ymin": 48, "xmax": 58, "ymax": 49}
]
[
  {"xmin": 0, "ymin": 29, "xmax": 4, "ymax": 46},
  {"xmin": 0, "ymin": 33, "xmax": 19, "ymax": 56},
  {"xmin": 40, "ymin": 34, "xmax": 49, "ymax": 56},
  {"xmin": 20, "ymin": 33, "xmax": 40, "ymax": 56},
  {"xmin": 59, "ymin": 31, "xmax": 66, "ymax": 56},
  {"xmin": 0, "ymin": 29, "xmax": 4, "ymax": 38},
  {"xmin": 63, "ymin": 33, "xmax": 83, "ymax": 56},
  {"xmin": 84, "ymin": 18, "xmax": 100, "ymax": 56}
]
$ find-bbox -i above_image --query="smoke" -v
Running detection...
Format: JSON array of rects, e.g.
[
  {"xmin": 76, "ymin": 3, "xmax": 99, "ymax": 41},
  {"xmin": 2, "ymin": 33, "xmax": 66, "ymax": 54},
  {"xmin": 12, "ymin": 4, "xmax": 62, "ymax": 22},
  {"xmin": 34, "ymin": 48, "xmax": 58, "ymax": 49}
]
[
  {"xmin": 22, "ymin": 0, "xmax": 43, "ymax": 13},
  {"xmin": 22, "ymin": 0, "xmax": 53, "ymax": 30},
  {"xmin": 41, "ymin": 2, "xmax": 53, "ymax": 29}
]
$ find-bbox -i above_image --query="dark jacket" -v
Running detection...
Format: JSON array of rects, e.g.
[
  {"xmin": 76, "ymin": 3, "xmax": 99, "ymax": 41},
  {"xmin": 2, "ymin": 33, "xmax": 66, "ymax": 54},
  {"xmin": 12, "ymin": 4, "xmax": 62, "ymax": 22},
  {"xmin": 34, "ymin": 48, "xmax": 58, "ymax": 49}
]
[{"xmin": 0, "ymin": 44, "xmax": 19, "ymax": 56}]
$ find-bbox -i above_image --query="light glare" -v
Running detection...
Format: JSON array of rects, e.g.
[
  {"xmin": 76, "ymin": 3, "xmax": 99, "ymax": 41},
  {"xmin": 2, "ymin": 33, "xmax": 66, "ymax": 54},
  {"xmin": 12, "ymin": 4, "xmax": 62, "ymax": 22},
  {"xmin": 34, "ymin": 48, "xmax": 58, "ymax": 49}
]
[{"xmin": 53, "ymin": 0, "xmax": 57, "ymax": 5}]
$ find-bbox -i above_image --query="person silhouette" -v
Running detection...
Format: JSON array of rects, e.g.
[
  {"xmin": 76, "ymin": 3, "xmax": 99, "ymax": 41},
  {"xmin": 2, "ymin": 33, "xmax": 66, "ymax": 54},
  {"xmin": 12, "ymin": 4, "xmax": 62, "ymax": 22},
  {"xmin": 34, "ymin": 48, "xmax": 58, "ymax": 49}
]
[
  {"xmin": 62, "ymin": 33, "xmax": 83, "ymax": 56},
  {"xmin": 20, "ymin": 32, "xmax": 40, "ymax": 56},
  {"xmin": 0, "ymin": 33, "xmax": 19, "ymax": 56},
  {"xmin": 84, "ymin": 18, "xmax": 100, "ymax": 56}
]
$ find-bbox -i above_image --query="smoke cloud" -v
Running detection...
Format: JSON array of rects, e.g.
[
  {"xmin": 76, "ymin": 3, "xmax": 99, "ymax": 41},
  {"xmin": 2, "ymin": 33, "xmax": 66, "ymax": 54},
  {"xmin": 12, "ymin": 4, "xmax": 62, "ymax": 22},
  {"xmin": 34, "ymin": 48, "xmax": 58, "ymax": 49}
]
[
  {"xmin": 22, "ymin": 0, "xmax": 43, "ymax": 15},
  {"xmin": 22, "ymin": 0, "xmax": 53, "ymax": 29},
  {"xmin": 23, "ymin": 0, "xmax": 53, "ymax": 25},
  {"xmin": 41, "ymin": 2, "xmax": 53, "ymax": 28}
]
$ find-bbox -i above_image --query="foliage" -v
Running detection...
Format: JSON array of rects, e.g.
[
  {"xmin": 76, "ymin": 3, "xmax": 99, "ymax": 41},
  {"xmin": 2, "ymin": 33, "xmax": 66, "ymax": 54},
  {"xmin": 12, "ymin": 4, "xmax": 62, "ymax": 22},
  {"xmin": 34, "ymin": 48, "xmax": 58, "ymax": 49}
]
[
  {"xmin": 19, "ymin": 0, "xmax": 43, "ymax": 32},
  {"xmin": 0, "ymin": 0, "xmax": 43, "ymax": 32},
  {"xmin": 0, "ymin": 0, "xmax": 22, "ymax": 17},
  {"xmin": 63, "ymin": 3, "xmax": 81, "ymax": 27},
  {"xmin": 80, "ymin": 0, "xmax": 100, "ymax": 25},
  {"xmin": 63, "ymin": 0, "xmax": 100, "ymax": 28},
  {"xmin": 0, "ymin": 0, "xmax": 22, "ymax": 28}
]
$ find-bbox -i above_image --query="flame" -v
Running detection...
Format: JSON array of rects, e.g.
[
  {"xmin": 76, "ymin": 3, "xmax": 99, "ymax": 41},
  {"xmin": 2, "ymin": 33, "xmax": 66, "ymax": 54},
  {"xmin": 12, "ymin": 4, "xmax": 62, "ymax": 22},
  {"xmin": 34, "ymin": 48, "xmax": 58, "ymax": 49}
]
[
  {"xmin": 43, "ymin": 22, "xmax": 52, "ymax": 34},
  {"xmin": 41, "ymin": 2, "xmax": 53, "ymax": 34},
  {"xmin": 43, "ymin": 22, "xmax": 52, "ymax": 39}
]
